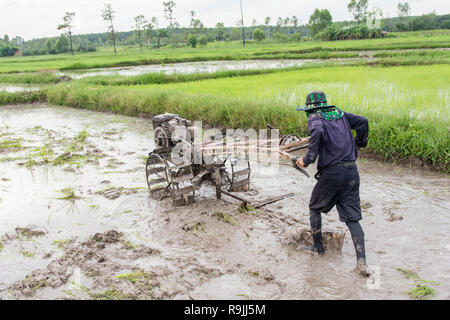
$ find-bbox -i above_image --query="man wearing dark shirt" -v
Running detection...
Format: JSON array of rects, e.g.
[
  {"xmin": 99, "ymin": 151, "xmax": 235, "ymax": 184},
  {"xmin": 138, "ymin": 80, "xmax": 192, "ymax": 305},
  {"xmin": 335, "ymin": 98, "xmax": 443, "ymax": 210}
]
[{"xmin": 296, "ymin": 91, "xmax": 370, "ymax": 277}]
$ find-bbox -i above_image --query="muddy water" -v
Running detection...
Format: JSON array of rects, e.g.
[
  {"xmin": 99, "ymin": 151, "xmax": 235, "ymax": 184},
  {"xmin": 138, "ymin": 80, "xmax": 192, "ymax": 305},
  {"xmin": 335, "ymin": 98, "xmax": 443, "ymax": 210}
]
[
  {"xmin": 0, "ymin": 104, "xmax": 449, "ymax": 300},
  {"xmin": 65, "ymin": 59, "xmax": 327, "ymax": 79},
  {"xmin": 0, "ymin": 84, "xmax": 43, "ymax": 93}
]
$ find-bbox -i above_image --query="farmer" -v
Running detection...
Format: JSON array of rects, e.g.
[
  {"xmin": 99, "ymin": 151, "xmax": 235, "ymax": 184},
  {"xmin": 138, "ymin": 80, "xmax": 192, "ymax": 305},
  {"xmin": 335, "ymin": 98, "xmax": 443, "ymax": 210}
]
[{"xmin": 296, "ymin": 91, "xmax": 370, "ymax": 277}]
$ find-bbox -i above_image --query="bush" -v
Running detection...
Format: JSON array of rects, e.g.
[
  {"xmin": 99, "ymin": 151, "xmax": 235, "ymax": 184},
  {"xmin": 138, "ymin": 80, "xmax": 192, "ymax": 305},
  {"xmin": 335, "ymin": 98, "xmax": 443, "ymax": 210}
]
[
  {"xmin": 0, "ymin": 46, "xmax": 19, "ymax": 57},
  {"xmin": 316, "ymin": 23, "xmax": 382, "ymax": 41},
  {"xmin": 441, "ymin": 19, "xmax": 450, "ymax": 29},
  {"xmin": 199, "ymin": 35, "xmax": 208, "ymax": 46},
  {"xmin": 252, "ymin": 28, "xmax": 266, "ymax": 41},
  {"xmin": 290, "ymin": 32, "xmax": 302, "ymax": 42},
  {"xmin": 188, "ymin": 35, "xmax": 198, "ymax": 48}
]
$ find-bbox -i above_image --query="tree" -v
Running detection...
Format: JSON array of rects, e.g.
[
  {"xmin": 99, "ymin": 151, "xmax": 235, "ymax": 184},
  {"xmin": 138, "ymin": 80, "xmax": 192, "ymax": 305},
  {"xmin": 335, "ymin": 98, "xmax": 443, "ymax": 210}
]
[
  {"xmin": 240, "ymin": 0, "xmax": 246, "ymax": 47},
  {"xmin": 158, "ymin": 29, "xmax": 169, "ymax": 47},
  {"xmin": 398, "ymin": 2, "xmax": 412, "ymax": 31},
  {"xmin": 3, "ymin": 35, "xmax": 9, "ymax": 44},
  {"xmin": 188, "ymin": 35, "xmax": 198, "ymax": 48},
  {"xmin": 151, "ymin": 17, "xmax": 160, "ymax": 48},
  {"xmin": 290, "ymin": 32, "xmax": 301, "ymax": 42},
  {"xmin": 264, "ymin": 17, "xmax": 271, "ymax": 39},
  {"xmin": 252, "ymin": 28, "xmax": 265, "ymax": 41},
  {"xmin": 56, "ymin": 35, "xmax": 69, "ymax": 53},
  {"xmin": 190, "ymin": 11, "xmax": 205, "ymax": 35},
  {"xmin": 215, "ymin": 22, "xmax": 225, "ymax": 41},
  {"xmin": 367, "ymin": 6, "xmax": 383, "ymax": 29},
  {"xmin": 134, "ymin": 14, "xmax": 148, "ymax": 52},
  {"xmin": 199, "ymin": 35, "xmax": 208, "ymax": 46},
  {"xmin": 347, "ymin": 0, "xmax": 369, "ymax": 23},
  {"xmin": 45, "ymin": 39, "xmax": 53, "ymax": 53},
  {"xmin": 275, "ymin": 17, "xmax": 283, "ymax": 34},
  {"xmin": 284, "ymin": 17, "xmax": 291, "ymax": 34},
  {"xmin": 101, "ymin": 3, "xmax": 117, "ymax": 54},
  {"xmin": 308, "ymin": 9, "xmax": 333, "ymax": 36},
  {"xmin": 145, "ymin": 21, "xmax": 154, "ymax": 49},
  {"xmin": 230, "ymin": 28, "xmax": 241, "ymax": 40},
  {"xmin": 397, "ymin": 2, "xmax": 410, "ymax": 18},
  {"xmin": 291, "ymin": 16, "xmax": 299, "ymax": 33},
  {"xmin": 163, "ymin": 0, "xmax": 177, "ymax": 50},
  {"xmin": 57, "ymin": 12, "xmax": 75, "ymax": 55}
]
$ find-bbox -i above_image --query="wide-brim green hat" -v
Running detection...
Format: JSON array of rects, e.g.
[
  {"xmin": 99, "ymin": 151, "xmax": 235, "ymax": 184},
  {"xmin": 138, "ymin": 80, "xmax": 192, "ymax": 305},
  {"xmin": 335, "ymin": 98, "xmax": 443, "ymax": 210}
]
[{"xmin": 296, "ymin": 91, "xmax": 335, "ymax": 111}]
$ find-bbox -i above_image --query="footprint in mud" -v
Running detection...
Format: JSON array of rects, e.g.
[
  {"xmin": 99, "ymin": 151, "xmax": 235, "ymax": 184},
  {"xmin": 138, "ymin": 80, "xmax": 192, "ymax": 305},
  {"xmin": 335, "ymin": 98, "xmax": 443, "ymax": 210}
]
[
  {"xmin": 287, "ymin": 228, "xmax": 346, "ymax": 254},
  {"xmin": 94, "ymin": 186, "xmax": 140, "ymax": 200},
  {"xmin": 383, "ymin": 203, "xmax": 403, "ymax": 222},
  {"xmin": 1, "ymin": 225, "xmax": 47, "ymax": 242}
]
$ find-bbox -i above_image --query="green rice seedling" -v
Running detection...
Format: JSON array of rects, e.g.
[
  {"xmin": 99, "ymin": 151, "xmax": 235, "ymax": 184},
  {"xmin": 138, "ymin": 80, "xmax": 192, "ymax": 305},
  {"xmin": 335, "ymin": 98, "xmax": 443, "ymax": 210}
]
[
  {"xmin": 57, "ymin": 186, "xmax": 81, "ymax": 201},
  {"xmin": 52, "ymin": 239, "xmax": 71, "ymax": 251},
  {"xmin": 90, "ymin": 287, "xmax": 137, "ymax": 300},
  {"xmin": 397, "ymin": 267, "xmax": 441, "ymax": 299},
  {"xmin": 214, "ymin": 211, "xmax": 240, "ymax": 226},
  {"xmin": 407, "ymin": 285, "xmax": 435, "ymax": 300},
  {"xmin": 21, "ymin": 250, "xmax": 35, "ymax": 258}
]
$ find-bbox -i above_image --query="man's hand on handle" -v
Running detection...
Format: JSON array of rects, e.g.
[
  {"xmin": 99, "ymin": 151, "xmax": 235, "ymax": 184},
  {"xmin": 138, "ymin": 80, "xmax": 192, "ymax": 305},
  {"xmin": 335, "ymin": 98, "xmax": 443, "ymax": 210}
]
[{"xmin": 296, "ymin": 157, "xmax": 306, "ymax": 169}]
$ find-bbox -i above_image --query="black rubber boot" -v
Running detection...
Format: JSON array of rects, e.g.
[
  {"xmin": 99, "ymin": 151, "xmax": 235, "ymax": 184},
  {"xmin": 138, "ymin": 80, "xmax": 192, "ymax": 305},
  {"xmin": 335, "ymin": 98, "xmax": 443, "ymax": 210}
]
[
  {"xmin": 308, "ymin": 209, "xmax": 325, "ymax": 255},
  {"xmin": 346, "ymin": 221, "xmax": 370, "ymax": 277}
]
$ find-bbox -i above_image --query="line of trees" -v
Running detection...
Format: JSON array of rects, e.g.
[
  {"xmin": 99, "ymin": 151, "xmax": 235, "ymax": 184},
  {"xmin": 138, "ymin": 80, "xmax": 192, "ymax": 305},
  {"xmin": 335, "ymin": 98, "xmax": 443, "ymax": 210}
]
[{"xmin": 2, "ymin": 0, "xmax": 449, "ymax": 57}]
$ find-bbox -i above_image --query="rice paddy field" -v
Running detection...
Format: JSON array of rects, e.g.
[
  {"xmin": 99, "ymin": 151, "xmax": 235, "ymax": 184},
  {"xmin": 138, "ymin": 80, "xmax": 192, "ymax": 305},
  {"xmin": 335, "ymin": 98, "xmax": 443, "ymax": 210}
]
[
  {"xmin": 1, "ymin": 30, "xmax": 449, "ymax": 171},
  {"xmin": 0, "ymin": 30, "xmax": 449, "ymax": 73}
]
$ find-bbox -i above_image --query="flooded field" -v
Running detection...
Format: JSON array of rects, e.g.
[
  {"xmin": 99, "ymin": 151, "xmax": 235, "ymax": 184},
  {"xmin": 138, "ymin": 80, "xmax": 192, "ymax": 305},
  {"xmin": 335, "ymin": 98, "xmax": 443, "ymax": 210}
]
[
  {"xmin": 65, "ymin": 59, "xmax": 330, "ymax": 79},
  {"xmin": 0, "ymin": 84, "xmax": 43, "ymax": 93},
  {"xmin": 0, "ymin": 104, "xmax": 448, "ymax": 300}
]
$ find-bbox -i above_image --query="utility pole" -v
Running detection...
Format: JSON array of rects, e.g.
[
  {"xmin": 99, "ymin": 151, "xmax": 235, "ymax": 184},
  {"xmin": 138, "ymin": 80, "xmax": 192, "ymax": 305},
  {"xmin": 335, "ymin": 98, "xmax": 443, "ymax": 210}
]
[{"xmin": 240, "ymin": 0, "xmax": 245, "ymax": 47}]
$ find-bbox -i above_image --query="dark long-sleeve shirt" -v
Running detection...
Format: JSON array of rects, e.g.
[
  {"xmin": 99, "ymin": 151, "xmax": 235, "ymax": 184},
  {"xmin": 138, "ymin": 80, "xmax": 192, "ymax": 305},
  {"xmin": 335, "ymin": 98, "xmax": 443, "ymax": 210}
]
[{"xmin": 302, "ymin": 112, "xmax": 369, "ymax": 169}]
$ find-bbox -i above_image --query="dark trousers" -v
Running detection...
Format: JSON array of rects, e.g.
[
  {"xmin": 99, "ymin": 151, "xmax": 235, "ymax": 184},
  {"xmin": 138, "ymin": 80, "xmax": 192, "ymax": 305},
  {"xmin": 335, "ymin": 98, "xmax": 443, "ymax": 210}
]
[
  {"xmin": 309, "ymin": 162, "xmax": 362, "ymax": 222},
  {"xmin": 309, "ymin": 163, "xmax": 366, "ymax": 263}
]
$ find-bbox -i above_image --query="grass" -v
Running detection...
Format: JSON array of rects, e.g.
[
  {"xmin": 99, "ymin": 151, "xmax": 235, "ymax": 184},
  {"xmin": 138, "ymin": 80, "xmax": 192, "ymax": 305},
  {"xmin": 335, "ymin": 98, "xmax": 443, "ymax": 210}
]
[
  {"xmin": 0, "ymin": 30, "xmax": 448, "ymax": 73},
  {"xmin": 0, "ymin": 90, "xmax": 46, "ymax": 105},
  {"xmin": 0, "ymin": 72, "xmax": 65, "ymax": 84}
]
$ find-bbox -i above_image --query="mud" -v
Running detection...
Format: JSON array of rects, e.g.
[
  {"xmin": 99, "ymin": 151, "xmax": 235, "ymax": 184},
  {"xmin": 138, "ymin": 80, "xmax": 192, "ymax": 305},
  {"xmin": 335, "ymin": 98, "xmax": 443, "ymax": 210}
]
[{"xmin": 0, "ymin": 104, "xmax": 449, "ymax": 300}]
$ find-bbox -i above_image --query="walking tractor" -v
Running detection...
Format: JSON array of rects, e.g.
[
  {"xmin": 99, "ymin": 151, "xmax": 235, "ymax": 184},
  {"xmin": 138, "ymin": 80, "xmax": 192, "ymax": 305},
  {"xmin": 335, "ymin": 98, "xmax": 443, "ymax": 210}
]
[{"xmin": 145, "ymin": 113, "xmax": 310, "ymax": 205}]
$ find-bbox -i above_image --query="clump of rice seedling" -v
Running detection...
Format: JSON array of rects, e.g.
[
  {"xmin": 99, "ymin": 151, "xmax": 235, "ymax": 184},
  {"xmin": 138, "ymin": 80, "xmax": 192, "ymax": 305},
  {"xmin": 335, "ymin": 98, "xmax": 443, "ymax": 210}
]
[
  {"xmin": 21, "ymin": 250, "xmax": 35, "ymax": 258},
  {"xmin": 214, "ymin": 211, "xmax": 239, "ymax": 226},
  {"xmin": 90, "ymin": 287, "xmax": 137, "ymax": 300},
  {"xmin": 57, "ymin": 186, "xmax": 81, "ymax": 201},
  {"xmin": 52, "ymin": 239, "xmax": 71, "ymax": 251},
  {"xmin": 0, "ymin": 138, "xmax": 23, "ymax": 153},
  {"xmin": 397, "ymin": 267, "xmax": 440, "ymax": 300},
  {"xmin": 239, "ymin": 203, "xmax": 259, "ymax": 215},
  {"xmin": 407, "ymin": 285, "xmax": 435, "ymax": 300},
  {"xmin": 396, "ymin": 267, "xmax": 420, "ymax": 280},
  {"xmin": 122, "ymin": 240, "xmax": 138, "ymax": 250}
]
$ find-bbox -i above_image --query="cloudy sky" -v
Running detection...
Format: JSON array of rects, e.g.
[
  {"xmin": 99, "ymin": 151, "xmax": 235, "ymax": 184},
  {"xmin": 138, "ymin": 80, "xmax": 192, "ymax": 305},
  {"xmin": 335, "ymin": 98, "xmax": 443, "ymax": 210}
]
[{"xmin": 1, "ymin": 0, "xmax": 449, "ymax": 40}]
